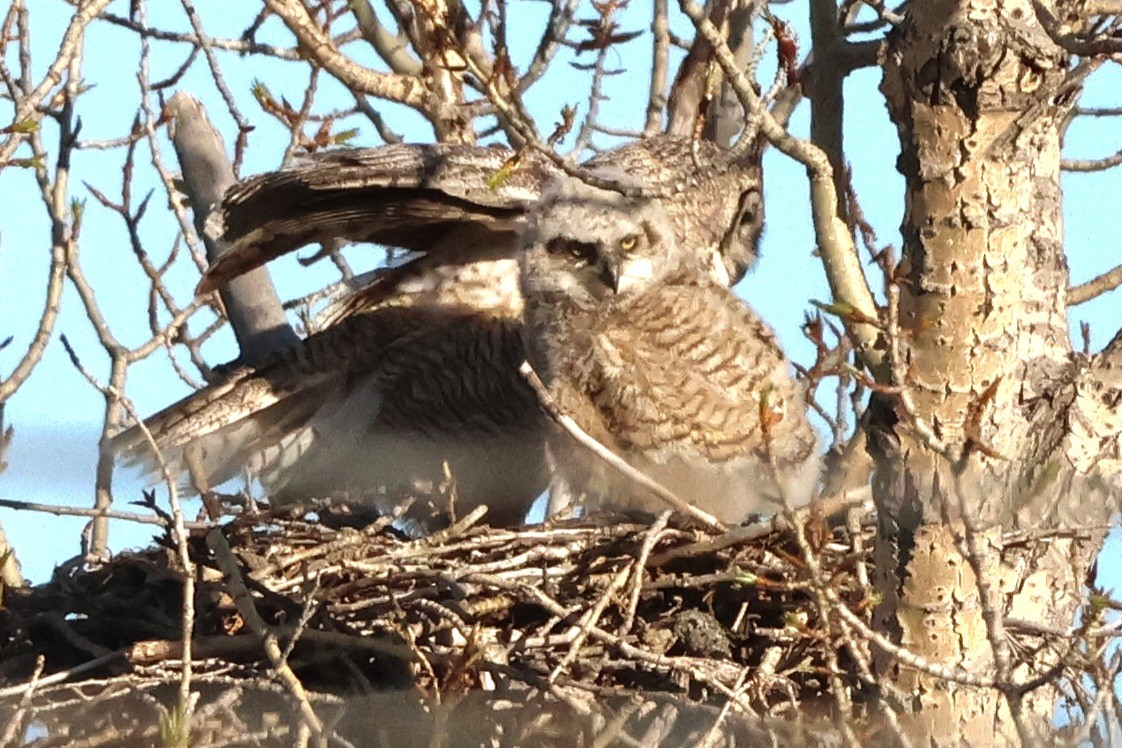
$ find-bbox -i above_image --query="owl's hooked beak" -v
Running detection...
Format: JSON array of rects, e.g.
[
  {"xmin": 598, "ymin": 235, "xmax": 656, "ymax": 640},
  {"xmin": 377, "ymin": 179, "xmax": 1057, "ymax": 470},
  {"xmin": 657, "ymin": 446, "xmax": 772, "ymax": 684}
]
[{"xmin": 606, "ymin": 256, "xmax": 654, "ymax": 295}]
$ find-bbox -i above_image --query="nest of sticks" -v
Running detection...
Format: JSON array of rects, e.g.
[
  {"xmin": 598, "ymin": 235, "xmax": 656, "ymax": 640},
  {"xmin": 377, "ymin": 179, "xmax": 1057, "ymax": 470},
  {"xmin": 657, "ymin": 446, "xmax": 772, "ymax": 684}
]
[{"xmin": 0, "ymin": 494, "xmax": 874, "ymax": 746}]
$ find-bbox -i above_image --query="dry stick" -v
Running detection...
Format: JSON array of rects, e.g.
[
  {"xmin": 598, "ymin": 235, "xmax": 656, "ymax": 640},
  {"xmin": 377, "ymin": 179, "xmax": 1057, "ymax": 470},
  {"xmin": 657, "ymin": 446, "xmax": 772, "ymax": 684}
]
[
  {"xmin": 570, "ymin": 2, "xmax": 619, "ymax": 154},
  {"xmin": 519, "ymin": 361, "xmax": 727, "ymax": 532},
  {"xmin": 1069, "ymin": 261, "xmax": 1122, "ymax": 306},
  {"xmin": 0, "ymin": 654, "xmax": 43, "ymax": 745},
  {"xmin": 422, "ymin": 504, "xmax": 490, "ymax": 545},
  {"xmin": 795, "ymin": 533, "xmax": 916, "ymax": 748},
  {"xmin": 447, "ymin": 26, "xmax": 668, "ymax": 200},
  {"xmin": 470, "ymin": 571, "xmax": 758, "ymax": 718},
  {"xmin": 0, "ymin": 497, "xmax": 207, "ymax": 530},
  {"xmin": 126, "ymin": 629, "xmax": 421, "ymax": 666},
  {"xmin": 940, "ymin": 472, "xmax": 1042, "ymax": 745},
  {"xmin": 589, "ymin": 698, "xmax": 655, "ymax": 748},
  {"xmin": 830, "ymin": 512, "xmax": 914, "ymax": 743},
  {"xmin": 547, "ymin": 564, "xmax": 632, "ymax": 685},
  {"xmin": 692, "ymin": 666, "xmax": 752, "ymax": 748},
  {"xmin": 946, "ymin": 474, "xmax": 1013, "ymax": 682},
  {"xmin": 648, "ymin": 487, "xmax": 870, "ymax": 566},
  {"xmin": 279, "ymin": 65, "xmax": 321, "ymax": 165},
  {"xmin": 1064, "ymin": 651, "xmax": 1122, "ymax": 747},
  {"xmin": 618, "ymin": 511, "xmax": 673, "ymax": 637},
  {"xmin": 769, "ymin": 496, "xmax": 858, "ymax": 746},
  {"xmin": 175, "ymin": 0, "xmax": 251, "ymax": 133},
  {"xmin": 58, "ymin": 334, "xmax": 200, "ymax": 724},
  {"xmin": 0, "ymin": 650, "xmax": 124, "ymax": 699},
  {"xmin": 832, "ymin": 604, "xmax": 996, "ymax": 689},
  {"xmin": 206, "ymin": 529, "xmax": 326, "ymax": 747}
]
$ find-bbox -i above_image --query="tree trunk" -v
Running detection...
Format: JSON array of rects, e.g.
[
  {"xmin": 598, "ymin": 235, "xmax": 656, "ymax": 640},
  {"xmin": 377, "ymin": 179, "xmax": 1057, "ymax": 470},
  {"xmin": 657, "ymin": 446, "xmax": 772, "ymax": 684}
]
[{"xmin": 868, "ymin": 1, "xmax": 1118, "ymax": 742}]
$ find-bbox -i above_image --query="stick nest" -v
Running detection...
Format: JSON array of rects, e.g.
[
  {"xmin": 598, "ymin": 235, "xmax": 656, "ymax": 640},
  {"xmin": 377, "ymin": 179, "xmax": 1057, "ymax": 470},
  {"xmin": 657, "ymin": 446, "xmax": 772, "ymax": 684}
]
[{"xmin": 0, "ymin": 500, "xmax": 875, "ymax": 746}]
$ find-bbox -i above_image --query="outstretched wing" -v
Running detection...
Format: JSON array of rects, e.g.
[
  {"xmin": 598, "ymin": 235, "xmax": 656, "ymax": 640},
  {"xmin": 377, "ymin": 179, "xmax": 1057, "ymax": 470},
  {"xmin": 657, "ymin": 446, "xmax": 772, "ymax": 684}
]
[
  {"xmin": 199, "ymin": 136, "xmax": 764, "ymax": 295},
  {"xmin": 198, "ymin": 143, "xmax": 554, "ymax": 293},
  {"xmin": 108, "ymin": 302, "xmax": 545, "ymax": 522},
  {"xmin": 107, "ymin": 307, "xmax": 431, "ymax": 489}
]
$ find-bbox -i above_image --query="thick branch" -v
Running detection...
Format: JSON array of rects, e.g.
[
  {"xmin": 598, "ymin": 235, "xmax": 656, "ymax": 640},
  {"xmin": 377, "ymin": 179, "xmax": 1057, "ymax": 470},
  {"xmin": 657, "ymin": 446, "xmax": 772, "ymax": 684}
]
[
  {"xmin": 165, "ymin": 92, "xmax": 299, "ymax": 365},
  {"xmin": 807, "ymin": 3, "xmax": 844, "ymax": 179},
  {"xmin": 349, "ymin": 0, "xmax": 422, "ymax": 75}
]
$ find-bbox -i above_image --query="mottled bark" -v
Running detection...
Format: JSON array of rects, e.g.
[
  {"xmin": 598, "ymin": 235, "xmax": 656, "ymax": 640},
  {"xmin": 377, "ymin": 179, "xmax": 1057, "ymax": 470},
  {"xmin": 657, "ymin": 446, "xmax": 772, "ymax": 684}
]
[{"xmin": 868, "ymin": 1, "xmax": 1120, "ymax": 743}]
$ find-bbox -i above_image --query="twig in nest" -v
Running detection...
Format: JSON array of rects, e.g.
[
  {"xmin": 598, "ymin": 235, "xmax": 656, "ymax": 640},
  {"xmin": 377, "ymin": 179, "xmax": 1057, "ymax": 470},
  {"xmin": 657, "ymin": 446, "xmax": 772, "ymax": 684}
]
[
  {"xmin": 648, "ymin": 487, "xmax": 871, "ymax": 566},
  {"xmin": 0, "ymin": 650, "xmax": 124, "ymax": 699},
  {"xmin": 206, "ymin": 529, "xmax": 327, "ymax": 746},
  {"xmin": 619, "ymin": 511, "xmax": 673, "ymax": 637},
  {"xmin": 519, "ymin": 360, "xmax": 727, "ymax": 532},
  {"xmin": 548, "ymin": 563, "xmax": 633, "ymax": 685},
  {"xmin": 0, "ymin": 654, "xmax": 43, "ymax": 745}
]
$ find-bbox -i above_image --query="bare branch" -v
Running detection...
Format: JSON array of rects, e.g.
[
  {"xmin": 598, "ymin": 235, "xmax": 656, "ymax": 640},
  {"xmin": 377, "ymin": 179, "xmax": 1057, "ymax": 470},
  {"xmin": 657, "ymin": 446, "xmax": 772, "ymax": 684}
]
[
  {"xmin": 264, "ymin": 0, "xmax": 454, "ymax": 128},
  {"xmin": 98, "ymin": 12, "xmax": 304, "ymax": 59},
  {"xmin": 1034, "ymin": 1, "xmax": 1122, "ymax": 56},
  {"xmin": 1062, "ymin": 145, "xmax": 1122, "ymax": 172},
  {"xmin": 0, "ymin": 0, "xmax": 112, "ymax": 165},
  {"xmin": 0, "ymin": 497, "xmax": 207, "ymax": 530},
  {"xmin": 207, "ymin": 529, "xmax": 328, "ymax": 746},
  {"xmin": 1069, "ymin": 262, "xmax": 1122, "ymax": 306}
]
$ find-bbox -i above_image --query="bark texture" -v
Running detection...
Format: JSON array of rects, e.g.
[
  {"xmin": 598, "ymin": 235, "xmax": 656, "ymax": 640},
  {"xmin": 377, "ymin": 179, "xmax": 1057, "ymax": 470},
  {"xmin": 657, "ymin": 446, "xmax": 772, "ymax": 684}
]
[{"xmin": 868, "ymin": 1, "xmax": 1121, "ymax": 742}]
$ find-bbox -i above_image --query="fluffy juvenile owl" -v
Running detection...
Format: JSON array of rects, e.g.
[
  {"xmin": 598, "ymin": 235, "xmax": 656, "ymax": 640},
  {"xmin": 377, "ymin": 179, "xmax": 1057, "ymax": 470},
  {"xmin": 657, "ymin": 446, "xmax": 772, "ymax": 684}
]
[{"xmin": 519, "ymin": 180, "xmax": 820, "ymax": 522}]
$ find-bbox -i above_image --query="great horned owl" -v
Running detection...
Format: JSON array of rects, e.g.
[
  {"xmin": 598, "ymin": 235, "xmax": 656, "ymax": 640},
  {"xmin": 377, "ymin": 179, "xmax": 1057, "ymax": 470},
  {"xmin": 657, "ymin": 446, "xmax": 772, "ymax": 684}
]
[
  {"xmin": 519, "ymin": 180, "xmax": 820, "ymax": 523},
  {"xmin": 112, "ymin": 136, "xmax": 765, "ymax": 528}
]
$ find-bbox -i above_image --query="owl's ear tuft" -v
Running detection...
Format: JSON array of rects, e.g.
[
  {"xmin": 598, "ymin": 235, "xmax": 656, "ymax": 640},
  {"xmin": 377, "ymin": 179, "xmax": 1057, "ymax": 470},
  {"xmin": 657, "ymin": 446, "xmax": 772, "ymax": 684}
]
[{"xmin": 640, "ymin": 214, "xmax": 676, "ymax": 258}]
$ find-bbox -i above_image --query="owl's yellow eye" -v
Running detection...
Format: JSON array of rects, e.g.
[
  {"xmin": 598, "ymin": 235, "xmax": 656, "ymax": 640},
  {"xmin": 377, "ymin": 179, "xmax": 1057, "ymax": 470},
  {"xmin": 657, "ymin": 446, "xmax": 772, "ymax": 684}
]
[{"xmin": 618, "ymin": 235, "xmax": 639, "ymax": 252}]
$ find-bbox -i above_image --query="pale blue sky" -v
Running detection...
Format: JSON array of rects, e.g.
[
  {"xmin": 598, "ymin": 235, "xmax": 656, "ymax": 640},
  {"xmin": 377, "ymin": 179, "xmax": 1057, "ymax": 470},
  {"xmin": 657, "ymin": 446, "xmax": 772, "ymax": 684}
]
[{"xmin": 1, "ymin": 1, "xmax": 1120, "ymax": 583}]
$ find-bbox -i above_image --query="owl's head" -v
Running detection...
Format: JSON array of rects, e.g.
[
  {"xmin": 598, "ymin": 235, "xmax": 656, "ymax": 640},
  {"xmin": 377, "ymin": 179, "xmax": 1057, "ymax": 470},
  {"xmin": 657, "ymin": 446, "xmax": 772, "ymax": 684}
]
[
  {"xmin": 518, "ymin": 176, "xmax": 684, "ymax": 306},
  {"xmin": 584, "ymin": 135, "xmax": 764, "ymax": 285}
]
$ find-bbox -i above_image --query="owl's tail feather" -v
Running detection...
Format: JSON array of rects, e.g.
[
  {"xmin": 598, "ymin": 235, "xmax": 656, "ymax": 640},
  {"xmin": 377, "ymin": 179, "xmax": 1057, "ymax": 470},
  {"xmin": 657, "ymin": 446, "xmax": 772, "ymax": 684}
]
[{"xmin": 106, "ymin": 370, "xmax": 334, "ymax": 495}]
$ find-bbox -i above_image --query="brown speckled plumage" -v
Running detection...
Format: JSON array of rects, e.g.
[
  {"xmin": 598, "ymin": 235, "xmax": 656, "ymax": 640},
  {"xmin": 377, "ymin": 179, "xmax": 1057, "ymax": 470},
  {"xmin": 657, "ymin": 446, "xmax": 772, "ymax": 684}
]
[{"xmin": 111, "ymin": 302, "xmax": 543, "ymax": 527}]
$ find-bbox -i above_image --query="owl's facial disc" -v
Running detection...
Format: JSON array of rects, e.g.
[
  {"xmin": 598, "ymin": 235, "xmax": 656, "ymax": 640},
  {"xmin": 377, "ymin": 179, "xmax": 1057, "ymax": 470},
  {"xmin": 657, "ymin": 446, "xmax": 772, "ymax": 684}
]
[{"xmin": 546, "ymin": 230, "xmax": 655, "ymax": 297}]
